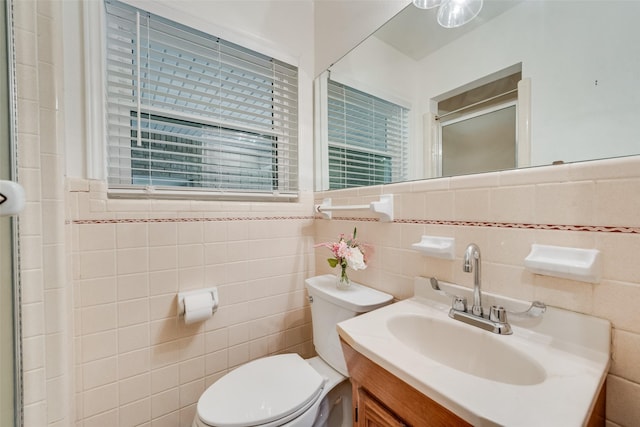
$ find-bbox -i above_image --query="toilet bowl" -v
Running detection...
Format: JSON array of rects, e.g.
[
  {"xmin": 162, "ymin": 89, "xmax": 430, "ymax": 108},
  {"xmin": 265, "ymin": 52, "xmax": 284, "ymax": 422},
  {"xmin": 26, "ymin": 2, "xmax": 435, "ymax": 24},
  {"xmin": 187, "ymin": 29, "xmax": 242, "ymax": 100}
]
[{"xmin": 192, "ymin": 274, "xmax": 393, "ymax": 427}]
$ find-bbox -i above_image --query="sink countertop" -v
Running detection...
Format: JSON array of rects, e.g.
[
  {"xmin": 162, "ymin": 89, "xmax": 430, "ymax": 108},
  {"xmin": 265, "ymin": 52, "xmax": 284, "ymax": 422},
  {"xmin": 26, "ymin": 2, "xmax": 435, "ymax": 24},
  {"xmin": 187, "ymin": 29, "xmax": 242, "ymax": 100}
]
[{"xmin": 337, "ymin": 277, "xmax": 610, "ymax": 427}]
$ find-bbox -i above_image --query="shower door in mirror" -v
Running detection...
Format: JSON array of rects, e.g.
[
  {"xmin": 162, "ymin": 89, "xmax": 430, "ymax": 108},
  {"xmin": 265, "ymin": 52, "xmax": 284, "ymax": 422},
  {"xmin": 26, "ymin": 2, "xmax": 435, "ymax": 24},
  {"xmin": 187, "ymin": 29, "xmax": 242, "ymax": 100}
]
[{"xmin": 439, "ymin": 103, "xmax": 516, "ymax": 177}]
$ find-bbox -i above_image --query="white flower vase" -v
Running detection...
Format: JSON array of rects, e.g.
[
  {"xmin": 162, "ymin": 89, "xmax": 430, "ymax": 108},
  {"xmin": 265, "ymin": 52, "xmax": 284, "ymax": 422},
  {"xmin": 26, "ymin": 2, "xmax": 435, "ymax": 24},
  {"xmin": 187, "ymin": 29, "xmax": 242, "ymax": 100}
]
[{"xmin": 336, "ymin": 266, "xmax": 350, "ymax": 290}]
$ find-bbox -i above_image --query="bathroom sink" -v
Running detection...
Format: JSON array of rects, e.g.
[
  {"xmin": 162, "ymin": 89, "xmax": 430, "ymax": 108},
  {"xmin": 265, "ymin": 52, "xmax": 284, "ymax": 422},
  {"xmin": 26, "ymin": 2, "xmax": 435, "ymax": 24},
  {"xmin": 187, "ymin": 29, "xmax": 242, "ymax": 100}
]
[
  {"xmin": 386, "ymin": 314, "xmax": 546, "ymax": 385},
  {"xmin": 337, "ymin": 277, "xmax": 610, "ymax": 427}
]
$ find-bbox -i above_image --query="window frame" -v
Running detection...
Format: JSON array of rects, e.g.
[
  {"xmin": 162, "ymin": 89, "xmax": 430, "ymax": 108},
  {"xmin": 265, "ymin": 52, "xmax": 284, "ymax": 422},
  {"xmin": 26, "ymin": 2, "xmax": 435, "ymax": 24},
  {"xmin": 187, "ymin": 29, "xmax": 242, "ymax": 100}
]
[{"xmin": 85, "ymin": 0, "xmax": 300, "ymax": 201}]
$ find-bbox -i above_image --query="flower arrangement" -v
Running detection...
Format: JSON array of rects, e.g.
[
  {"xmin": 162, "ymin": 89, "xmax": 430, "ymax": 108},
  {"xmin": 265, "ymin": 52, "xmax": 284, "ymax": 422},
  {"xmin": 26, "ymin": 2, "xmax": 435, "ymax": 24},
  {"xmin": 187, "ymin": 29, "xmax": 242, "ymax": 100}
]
[{"xmin": 317, "ymin": 228, "xmax": 367, "ymax": 289}]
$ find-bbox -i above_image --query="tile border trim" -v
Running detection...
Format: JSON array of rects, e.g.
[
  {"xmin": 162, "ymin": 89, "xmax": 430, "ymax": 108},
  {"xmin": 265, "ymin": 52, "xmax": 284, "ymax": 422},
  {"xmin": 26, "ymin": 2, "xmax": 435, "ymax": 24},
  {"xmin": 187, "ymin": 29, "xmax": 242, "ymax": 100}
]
[
  {"xmin": 324, "ymin": 216, "xmax": 640, "ymax": 234},
  {"xmin": 70, "ymin": 216, "xmax": 315, "ymax": 225},
  {"xmin": 70, "ymin": 215, "xmax": 640, "ymax": 234}
]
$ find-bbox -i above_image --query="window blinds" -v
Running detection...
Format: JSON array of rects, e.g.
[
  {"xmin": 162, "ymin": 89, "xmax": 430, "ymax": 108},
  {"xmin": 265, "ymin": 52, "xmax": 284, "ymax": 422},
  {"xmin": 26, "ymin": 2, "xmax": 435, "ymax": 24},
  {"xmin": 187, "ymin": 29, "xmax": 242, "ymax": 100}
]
[
  {"xmin": 104, "ymin": 0, "xmax": 298, "ymax": 197},
  {"xmin": 327, "ymin": 79, "xmax": 408, "ymax": 190}
]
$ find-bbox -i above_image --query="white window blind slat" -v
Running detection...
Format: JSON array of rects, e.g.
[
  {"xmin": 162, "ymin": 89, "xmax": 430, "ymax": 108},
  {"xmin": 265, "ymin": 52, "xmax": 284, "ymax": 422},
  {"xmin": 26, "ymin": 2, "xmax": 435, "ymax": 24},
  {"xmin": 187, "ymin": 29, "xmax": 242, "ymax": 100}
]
[
  {"xmin": 104, "ymin": 0, "xmax": 298, "ymax": 196},
  {"xmin": 327, "ymin": 79, "xmax": 408, "ymax": 189}
]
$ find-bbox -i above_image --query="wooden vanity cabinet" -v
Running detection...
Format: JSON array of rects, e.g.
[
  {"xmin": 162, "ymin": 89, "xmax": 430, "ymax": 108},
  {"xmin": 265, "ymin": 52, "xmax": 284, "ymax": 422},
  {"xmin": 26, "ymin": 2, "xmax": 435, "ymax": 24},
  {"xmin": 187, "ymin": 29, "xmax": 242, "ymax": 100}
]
[
  {"xmin": 341, "ymin": 338, "xmax": 607, "ymax": 427},
  {"xmin": 341, "ymin": 339, "xmax": 472, "ymax": 427}
]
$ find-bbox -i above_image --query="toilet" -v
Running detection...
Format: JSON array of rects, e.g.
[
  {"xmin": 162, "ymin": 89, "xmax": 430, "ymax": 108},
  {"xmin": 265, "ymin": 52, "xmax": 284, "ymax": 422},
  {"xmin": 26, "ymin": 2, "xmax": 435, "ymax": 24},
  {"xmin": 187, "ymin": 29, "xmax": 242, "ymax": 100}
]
[{"xmin": 192, "ymin": 274, "xmax": 393, "ymax": 427}]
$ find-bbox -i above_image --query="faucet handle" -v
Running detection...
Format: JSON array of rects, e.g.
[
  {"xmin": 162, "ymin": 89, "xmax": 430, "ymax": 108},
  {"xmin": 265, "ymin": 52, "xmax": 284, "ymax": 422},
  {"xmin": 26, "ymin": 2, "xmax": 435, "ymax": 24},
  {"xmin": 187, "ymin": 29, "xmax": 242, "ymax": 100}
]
[
  {"xmin": 489, "ymin": 305, "xmax": 508, "ymax": 323},
  {"xmin": 452, "ymin": 296, "xmax": 467, "ymax": 312}
]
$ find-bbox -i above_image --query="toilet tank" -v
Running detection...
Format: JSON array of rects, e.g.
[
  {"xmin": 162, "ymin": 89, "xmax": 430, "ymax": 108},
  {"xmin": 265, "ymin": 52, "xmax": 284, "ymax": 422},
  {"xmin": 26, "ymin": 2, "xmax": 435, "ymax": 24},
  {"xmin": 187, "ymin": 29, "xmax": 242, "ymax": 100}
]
[{"xmin": 304, "ymin": 275, "xmax": 393, "ymax": 376}]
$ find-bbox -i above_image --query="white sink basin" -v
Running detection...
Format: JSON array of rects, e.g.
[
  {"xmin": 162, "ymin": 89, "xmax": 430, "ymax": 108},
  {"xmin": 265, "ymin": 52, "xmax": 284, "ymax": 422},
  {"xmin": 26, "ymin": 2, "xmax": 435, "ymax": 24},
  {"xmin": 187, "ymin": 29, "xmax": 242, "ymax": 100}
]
[
  {"xmin": 387, "ymin": 314, "xmax": 546, "ymax": 385},
  {"xmin": 337, "ymin": 277, "xmax": 610, "ymax": 427}
]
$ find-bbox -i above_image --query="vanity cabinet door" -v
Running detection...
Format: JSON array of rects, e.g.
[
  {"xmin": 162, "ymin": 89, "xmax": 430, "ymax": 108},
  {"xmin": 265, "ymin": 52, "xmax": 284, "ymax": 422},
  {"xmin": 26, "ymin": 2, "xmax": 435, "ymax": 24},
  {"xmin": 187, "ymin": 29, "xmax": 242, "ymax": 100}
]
[
  {"xmin": 358, "ymin": 388, "xmax": 406, "ymax": 427},
  {"xmin": 342, "ymin": 339, "xmax": 472, "ymax": 427}
]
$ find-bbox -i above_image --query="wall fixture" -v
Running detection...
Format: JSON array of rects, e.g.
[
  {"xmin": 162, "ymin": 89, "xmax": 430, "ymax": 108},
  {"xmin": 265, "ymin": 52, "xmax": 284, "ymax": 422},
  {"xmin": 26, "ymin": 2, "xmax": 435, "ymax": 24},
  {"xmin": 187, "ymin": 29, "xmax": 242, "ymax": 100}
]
[
  {"xmin": 411, "ymin": 235, "xmax": 455, "ymax": 259},
  {"xmin": 413, "ymin": 0, "xmax": 484, "ymax": 29},
  {"xmin": 178, "ymin": 287, "xmax": 219, "ymax": 324},
  {"xmin": 524, "ymin": 244, "xmax": 601, "ymax": 284},
  {"xmin": 315, "ymin": 194, "xmax": 394, "ymax": 222}
]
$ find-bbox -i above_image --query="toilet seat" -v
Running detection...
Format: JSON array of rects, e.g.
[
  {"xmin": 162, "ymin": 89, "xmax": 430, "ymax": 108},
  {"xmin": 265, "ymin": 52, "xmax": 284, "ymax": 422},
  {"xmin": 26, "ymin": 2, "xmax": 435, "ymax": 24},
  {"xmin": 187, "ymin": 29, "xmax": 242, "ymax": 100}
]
[{"xmin": 197, "ymin": 354, "xmax": 326, "ymax": 427}]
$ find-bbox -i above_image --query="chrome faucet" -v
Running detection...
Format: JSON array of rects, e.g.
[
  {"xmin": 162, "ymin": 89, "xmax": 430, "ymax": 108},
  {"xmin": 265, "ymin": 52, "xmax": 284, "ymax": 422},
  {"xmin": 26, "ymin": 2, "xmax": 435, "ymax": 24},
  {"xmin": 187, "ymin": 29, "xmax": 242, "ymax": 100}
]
[
  {"xmin": 463, "ymin": 243, "xmax": 483, "ymax": 317},
  {"xmin": 447, "ymin": 243, "xmax": 513, "ymax": 335}
]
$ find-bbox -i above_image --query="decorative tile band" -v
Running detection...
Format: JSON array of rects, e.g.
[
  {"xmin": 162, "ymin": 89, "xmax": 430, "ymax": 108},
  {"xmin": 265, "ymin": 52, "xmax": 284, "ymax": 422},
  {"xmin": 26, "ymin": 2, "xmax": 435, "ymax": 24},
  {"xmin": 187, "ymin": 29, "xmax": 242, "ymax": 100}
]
[
  {"xmin": 323, "ymin": 216, "xmax": 640, "ymax": 234},
  {"xmin": 69, "ymin": 215, "xmax": 640, "ymax": 234},
  {"xmin": 70, "ymin": 215, "xmax": 316, "ymax": 225}
]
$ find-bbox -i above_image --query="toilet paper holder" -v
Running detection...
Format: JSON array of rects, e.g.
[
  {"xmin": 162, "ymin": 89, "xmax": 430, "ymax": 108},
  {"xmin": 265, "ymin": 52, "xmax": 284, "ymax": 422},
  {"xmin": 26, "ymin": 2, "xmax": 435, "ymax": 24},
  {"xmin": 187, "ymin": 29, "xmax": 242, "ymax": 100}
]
[{"xmin": 177, "ymin": 287, "xmax": 219, "ymax": 317}]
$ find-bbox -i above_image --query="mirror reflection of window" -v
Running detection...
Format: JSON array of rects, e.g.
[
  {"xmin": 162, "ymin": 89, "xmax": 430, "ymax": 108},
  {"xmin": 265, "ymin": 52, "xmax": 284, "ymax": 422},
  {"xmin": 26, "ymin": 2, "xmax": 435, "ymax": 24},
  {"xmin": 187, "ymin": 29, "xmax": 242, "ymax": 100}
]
[
  {"xmin": 326, "ymin": 79, "xmax": 409, "ymax": 189},
  {"xmin": 435, "ymin": 70, "xmax": 521, "ymax": 177}
]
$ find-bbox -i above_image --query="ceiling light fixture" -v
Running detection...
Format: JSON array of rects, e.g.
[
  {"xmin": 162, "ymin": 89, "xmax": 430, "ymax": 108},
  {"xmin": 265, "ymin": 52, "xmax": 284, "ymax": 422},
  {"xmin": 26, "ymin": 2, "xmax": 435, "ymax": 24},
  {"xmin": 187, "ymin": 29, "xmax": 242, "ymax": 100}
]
[
  {"xmin": 412, "ymin": 0, "xmax": 441, "ymax": 9},
  {"xmin": 413, "ymin": 0, "xmax": 483, "ymax": 29}
]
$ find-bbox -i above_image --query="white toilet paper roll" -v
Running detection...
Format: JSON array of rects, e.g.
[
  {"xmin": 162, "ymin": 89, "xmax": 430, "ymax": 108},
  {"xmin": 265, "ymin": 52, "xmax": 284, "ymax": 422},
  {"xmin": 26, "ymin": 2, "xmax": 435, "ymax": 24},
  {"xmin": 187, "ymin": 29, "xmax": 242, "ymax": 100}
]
[{"xmin": 183, "ymin": 292, "xmax": 214, "ymax": 324}]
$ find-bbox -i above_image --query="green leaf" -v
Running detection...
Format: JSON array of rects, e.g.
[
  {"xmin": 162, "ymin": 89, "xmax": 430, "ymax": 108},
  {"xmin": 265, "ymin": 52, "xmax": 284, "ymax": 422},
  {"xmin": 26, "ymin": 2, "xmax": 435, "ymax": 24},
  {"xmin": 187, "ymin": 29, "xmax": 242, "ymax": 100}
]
[{"xmin": 327, "ymin": 258, "xmax": 339, "ymax": 268}]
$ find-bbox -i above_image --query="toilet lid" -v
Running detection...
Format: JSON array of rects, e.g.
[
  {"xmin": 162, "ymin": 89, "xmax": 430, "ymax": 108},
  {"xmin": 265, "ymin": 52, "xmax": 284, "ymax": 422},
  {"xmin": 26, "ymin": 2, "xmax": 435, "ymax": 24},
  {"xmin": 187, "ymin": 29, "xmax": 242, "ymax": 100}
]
[{"xmin": 197, "ymin": 353, "xmax": 325, "ymax": 427}]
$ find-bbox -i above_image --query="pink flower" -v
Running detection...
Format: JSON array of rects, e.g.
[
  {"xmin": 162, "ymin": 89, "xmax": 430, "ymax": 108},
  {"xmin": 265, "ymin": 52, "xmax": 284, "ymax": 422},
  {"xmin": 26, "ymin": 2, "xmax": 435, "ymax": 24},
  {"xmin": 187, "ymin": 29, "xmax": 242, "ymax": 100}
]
[
  {"xmin": 335, "ymin": 241, "xmax": 349, "ymax": 259},
  {"xmin": 316, "ymin": 228, "xmax": 367, "ymax": 272}
]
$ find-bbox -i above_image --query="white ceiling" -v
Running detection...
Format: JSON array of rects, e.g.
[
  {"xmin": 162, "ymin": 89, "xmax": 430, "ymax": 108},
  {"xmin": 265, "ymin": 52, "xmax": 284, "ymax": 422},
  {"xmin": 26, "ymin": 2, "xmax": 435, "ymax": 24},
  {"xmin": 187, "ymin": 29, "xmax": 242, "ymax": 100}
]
[{"xmin": 373, "ymin": 0, "xmax": 522, "ymax": 61}]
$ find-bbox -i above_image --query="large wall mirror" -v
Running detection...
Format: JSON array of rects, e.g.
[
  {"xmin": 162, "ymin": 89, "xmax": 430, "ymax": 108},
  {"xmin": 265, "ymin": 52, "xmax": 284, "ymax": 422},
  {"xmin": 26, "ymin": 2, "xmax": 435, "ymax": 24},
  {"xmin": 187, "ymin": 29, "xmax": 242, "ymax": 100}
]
[{"xmin": 314, "ymin": 0, "xmax": 640, "ymax": 190}]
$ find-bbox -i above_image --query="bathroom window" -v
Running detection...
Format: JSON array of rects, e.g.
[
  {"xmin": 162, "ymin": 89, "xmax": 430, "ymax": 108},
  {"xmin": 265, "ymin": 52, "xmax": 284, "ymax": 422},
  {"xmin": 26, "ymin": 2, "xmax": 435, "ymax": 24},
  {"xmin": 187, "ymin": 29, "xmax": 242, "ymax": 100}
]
[
  {"xmin": 129, "ymin": 113, "xmax": 278, "ymax": 189},
  {"xmin": 104, "ymin": 0, "xmax": 298, "ymax": 199},
  {"xmin": 326, "ymin": 80, "xmax": 408, "ymax": 189}
]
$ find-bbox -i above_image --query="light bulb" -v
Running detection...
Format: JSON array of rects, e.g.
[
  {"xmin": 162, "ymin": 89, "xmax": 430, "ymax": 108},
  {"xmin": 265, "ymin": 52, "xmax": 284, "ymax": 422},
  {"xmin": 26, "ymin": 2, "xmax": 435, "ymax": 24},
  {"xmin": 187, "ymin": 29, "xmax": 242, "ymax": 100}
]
[
  {"xmin": 437, "ymin": 0, "xmax": 483, "ymax": 28},
  {"xmin": 413, "ymin": 0, "xmax": 442, "ymax": 9}
]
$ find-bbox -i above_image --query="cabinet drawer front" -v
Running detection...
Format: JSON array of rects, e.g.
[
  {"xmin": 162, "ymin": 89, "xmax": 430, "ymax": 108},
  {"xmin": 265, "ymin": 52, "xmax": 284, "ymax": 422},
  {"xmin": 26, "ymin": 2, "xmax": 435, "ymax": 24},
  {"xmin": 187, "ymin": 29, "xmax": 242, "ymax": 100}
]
[{"xmin": 359, "ymin": 388, "xmax": 406, "ymax": 427}]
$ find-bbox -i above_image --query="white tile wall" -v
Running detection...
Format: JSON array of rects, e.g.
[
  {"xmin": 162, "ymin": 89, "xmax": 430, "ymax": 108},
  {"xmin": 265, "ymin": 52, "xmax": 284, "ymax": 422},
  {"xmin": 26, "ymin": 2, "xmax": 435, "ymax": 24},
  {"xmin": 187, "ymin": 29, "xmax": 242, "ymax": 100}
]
[
  {"xmin": 315, "ymin": 155, "xmax": 640, "ymax": 425},
  {"xmin": 15, "ymin": 0, "xmax": 640, "ymax": 426},
  {"xmin": 66, "ymin": 182, "xmax": 315, "ymax": 426},
  {"xmin": 15, "ymin": 0, "xmax": 71, "ymax": 425}
]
